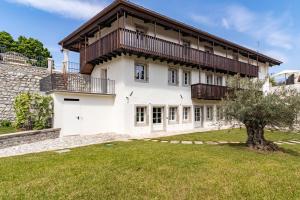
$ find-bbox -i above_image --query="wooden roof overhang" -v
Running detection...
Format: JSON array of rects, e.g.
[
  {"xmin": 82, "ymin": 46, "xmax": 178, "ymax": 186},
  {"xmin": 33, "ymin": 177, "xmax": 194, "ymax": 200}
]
[{"xmin": 59, "ymin": 0, "xmax": 282, "ymax": 66}]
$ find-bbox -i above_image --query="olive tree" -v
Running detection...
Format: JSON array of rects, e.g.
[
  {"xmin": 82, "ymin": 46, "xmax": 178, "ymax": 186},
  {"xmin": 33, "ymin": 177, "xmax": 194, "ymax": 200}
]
[{"xmin": 222, "ymin": 76, "xmax": 300, "ymax": 151}]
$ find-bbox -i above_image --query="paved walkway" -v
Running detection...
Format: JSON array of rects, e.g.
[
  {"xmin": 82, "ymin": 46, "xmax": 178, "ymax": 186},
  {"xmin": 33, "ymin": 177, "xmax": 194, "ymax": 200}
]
[
  {"xmin": 0, "ymin": 133, "xmax": 130, "ymax": 158},
  {"xmin": 144, "ymin": 139, "xmax": 300, "ymax": 146}
]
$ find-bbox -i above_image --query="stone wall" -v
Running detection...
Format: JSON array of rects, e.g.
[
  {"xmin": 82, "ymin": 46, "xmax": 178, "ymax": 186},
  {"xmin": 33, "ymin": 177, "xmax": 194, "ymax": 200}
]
[
  {"xmin": 0, "ymin": 128, "xmax": 60, "ymax": 149},
  {"xmin": 0, "ymin": 63, "xmax": 50, "ymax": 121}
]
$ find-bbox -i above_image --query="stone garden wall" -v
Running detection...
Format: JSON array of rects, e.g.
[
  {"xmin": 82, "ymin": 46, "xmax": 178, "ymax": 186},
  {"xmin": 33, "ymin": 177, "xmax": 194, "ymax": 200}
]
[
  {"xmin": 0, "ymin": 63, "xmax": 50, "ymax": 121},
  {"xmin": 0, "ymin": 128, "xmax": 60, "ymax": 149}
]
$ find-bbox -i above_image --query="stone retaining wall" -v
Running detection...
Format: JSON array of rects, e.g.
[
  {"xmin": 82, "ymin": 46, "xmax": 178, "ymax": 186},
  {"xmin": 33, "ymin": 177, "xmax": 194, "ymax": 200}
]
[
  {"xmin": 0, "ymin": 63, "xmax": 50, "ymax": 121},
  {"xmin": 0, "ymin": 128, "xmax": 60, "ymax": 149}
]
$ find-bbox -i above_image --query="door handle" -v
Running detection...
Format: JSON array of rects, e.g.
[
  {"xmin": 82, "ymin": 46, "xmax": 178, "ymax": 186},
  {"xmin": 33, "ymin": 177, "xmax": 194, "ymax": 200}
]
[{"xmin": 77, "ymin": 116, "xmax": 80, "ymax": 120}]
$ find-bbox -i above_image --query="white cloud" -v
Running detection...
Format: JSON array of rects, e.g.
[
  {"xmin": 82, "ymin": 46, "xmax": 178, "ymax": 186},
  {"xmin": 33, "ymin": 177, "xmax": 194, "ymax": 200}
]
[
  {"xmin": 7, "ymin": 0, "xmax": 105, "ymax": 20},
  {"xmin": 191, "ymin": 4, "xmax": 294, "ymax": 50},
  {"xmin": 190, "ymin": 14, "xmax": 215, "ymax": 27}
]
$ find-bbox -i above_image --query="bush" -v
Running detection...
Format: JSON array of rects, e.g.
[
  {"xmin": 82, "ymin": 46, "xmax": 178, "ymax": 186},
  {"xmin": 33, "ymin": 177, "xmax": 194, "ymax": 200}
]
[
  {"xmin": 14, "ymin": 93, "xmax": 53, "ymax": 130},
  {"xmin": 0, "ymin": 120, "xmax": 12, "ymax": 127}
]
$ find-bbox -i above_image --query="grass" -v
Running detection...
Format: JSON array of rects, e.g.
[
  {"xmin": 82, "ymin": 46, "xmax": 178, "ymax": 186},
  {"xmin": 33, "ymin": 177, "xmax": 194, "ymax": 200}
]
[
  {"xmin": 0, "ymin": 126, "xmax": 16, "ymax": 135},
  {"xmin": 1, "ymin": 129, "xmax": 300, "ymax": 199}
]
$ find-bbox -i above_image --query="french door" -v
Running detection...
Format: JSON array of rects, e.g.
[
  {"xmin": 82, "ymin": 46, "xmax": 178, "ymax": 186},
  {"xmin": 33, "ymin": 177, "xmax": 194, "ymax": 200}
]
[
  {"xmin": 194, "ymin": 106, "xmax": 203, "ymax": 128},
  {"xmin": 152, "ymin": 107, "xmax": 164, "ymax": 132}
]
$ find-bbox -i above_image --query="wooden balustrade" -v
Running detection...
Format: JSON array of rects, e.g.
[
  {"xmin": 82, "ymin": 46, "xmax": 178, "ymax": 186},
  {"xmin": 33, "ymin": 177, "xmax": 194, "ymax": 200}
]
[
  {"xmin": 80, "ymin": 28, "xmax": 259, "ymax": 77},
  {"xmin": 191, "ymin": 83, "xmax": 228, "ymax": 100}
]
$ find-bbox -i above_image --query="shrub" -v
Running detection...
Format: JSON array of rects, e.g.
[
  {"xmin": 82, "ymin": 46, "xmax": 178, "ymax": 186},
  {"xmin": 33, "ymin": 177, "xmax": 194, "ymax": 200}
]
[
  {"xmin": 14, "ymin": 93, "xmax": 53, "ymax": 130},
  {"xmin": 0, "ymin": 120, "xmax": 12, "ymax": 127}
]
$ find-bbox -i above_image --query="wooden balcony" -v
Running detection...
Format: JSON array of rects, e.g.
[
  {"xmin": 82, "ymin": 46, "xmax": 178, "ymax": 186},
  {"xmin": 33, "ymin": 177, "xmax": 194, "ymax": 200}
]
[
  {"xmin": 40, "ymin": 73, "xmax": 115, "ymax": 95},
  {"xmin": 80, "ymin": 28, "xmax": 259, "ymax": 77},
  {"xmin": 191, "ymin": 83, "xmax": 228, "ymax": 100}
]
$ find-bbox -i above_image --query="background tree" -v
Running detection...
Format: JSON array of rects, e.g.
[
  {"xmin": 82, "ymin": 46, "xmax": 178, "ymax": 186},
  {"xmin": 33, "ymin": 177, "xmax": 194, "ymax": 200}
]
[
  {"xmin": 0, "ymin": 31, "xmax": 15, "ymax": 51},
  {"xmin": 0, "ymin": 31, "xmax": 51, "ymax": 67},
  {"xmin": 222, "ymin": 76, "xmax": 300, "ymax": 151}
]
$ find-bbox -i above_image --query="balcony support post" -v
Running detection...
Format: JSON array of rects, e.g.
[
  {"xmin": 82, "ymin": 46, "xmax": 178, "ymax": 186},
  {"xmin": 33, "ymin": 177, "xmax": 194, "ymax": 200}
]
[
  {"xmin": 197, "ymin": 36, "xmax": 200, "ymax": 50},
  {"xmin": 154, "ymin": 21, "xmax": 157, "ymax": 38},
  {"xmin": 62, "ymin": 48, "xmax": 69, "ymax": 74},
  {"xmin": 117, "ymin": 12, "xmax": 119, "ymax": 48}
]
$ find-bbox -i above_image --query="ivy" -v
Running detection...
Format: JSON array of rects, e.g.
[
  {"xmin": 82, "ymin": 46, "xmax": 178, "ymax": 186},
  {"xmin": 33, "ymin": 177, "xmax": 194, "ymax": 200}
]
[{"xmin": 14, "ymin": 93, "xmax": 53, "ymax": 130}]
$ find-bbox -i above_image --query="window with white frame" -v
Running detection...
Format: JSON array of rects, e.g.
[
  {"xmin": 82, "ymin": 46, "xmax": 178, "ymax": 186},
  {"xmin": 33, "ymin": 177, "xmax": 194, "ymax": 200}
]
[
  {"xmin": 168, "ymin": 106, "xmax": 178, "ymax": 123},
  {"xmin": 216, "ymin": 76, "xmax": 223, "ymax": 86},
  {"xmin": 216, "ymin": 106, "xmax": 223, "ymax": 120},
  {"xmin": 136, "ymin": 106, "xmax": 147, "ymax": 125},
  {"xmin": 183, "ymin": 70, "xmax": 191, "ymax": 86},
  {"xmin": 152, "ymin": 107, "xmax": 163, "ymax": 124},
  {"xmin": 206, "ymin": 74, "xmax": 213, "ymax": 85},
  {"xmin": 206, "ymin": 106, "xmax": 213, "ymax": 121},
  {"xmin": 183, "ymin": 107, "xmax": 191, "ymax": 122},
  {"xmin": 168, "ymin": 68, "xmax": 178, "ymax": 85},
  {"xmin": 135, "ymin": 63, "xmax": 148, "ymax": 81}
]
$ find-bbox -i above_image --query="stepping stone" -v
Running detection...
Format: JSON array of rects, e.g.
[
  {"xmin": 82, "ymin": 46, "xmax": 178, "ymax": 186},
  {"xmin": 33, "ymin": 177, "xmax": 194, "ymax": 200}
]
[
  {"xmin": 218, "ymin": 141, "xmax": 228, "ymax": 144},
  {"xmin": 206, "ymin": 141, "xmax": 218, "ymax": 145},
  {"xmin": 274, "ymin": 142, "xmax": 283, "ymax": 145},
  {"xmin": 160, "ymin": 140, "xmax": 169, "ymax": 143},
  {"xmin": 143, "ymin": 138, "xmax": 151, "ymax": 141},
  {"xmin": 170, "ymin": 140, "xmax": 180, "ymax": 144},
  {"xmin": 54, "ymin": 149, "xmax": 71, "ymax": 154},
  {"xmin": 152, "ymin": 140, "xmax": 159, "ymax": 142},
  {"xmin": 289, "ymin": 140, "xmax": 300, "ymax": 144},
  {"xmin": 229, "ymin": 141, "xmax": 241, "ymax": 144},
  {"xmin": 181, "ymin": 141, "xmax": 193, "ymax": 144},
  {"xmin": 194, "ymin": 141, "xmax": 203, "ymax": 144},
  {"xmin": 282, "ymin": 142, "xmax": 295, "ymax": 145}
]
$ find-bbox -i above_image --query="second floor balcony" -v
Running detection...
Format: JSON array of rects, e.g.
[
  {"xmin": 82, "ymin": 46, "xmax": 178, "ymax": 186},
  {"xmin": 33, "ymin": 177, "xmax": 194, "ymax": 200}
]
[
  {"xmin": 80, "ymin": 28, "xmax": 259, "ymax": 77},
  {"xmin": 191, "ymin": 83, "xmax": 228, "ymax": 100}
]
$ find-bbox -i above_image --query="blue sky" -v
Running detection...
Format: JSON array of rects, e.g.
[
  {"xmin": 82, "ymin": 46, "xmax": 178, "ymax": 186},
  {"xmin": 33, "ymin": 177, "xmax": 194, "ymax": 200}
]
[{"xmin": 0, "ymin": 0, "xmax": 299, "ymax": 74}]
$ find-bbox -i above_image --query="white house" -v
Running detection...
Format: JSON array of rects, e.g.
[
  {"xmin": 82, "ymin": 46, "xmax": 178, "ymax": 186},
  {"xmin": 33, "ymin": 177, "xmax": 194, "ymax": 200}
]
[{"xmin": 40, "ymin": 0, "xmax": 282, "ymax": 137}]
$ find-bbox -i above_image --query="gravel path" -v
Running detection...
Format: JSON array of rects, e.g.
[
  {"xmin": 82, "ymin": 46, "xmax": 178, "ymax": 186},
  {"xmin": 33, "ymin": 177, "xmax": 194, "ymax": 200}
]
[{"xmin": 0, "ymin": 133, "xmax": 131, "ymax": 158}]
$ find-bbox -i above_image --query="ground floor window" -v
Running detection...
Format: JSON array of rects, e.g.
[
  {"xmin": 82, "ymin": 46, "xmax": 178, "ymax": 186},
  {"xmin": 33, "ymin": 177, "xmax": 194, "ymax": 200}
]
[
  {"xmin": 206, "ymin": 106, "xmax": 214, "ymax": 121},
  {"xmin": 153, "ymin": 107, "xmax": 163, "ymax": 124},
  {"xmin": 183, "ymin": 106, "xmax": 191, "ymax": 122},
  {"xmin": 168, "ymin": 106, "xmax": 178, "ymax": 123},
  {"xmin": 136, "ymin": 106, "xmax": 147, "ymax": 125}
]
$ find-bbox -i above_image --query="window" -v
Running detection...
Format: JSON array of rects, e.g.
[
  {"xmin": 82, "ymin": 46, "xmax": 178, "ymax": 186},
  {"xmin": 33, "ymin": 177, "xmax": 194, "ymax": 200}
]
[
  {"xmin": 136, "ymin": 106, "xmax": 147, "ymax": 124},
  {"xmin": 135, "ymin": 63, "xmax": 148, "ymax": 81},
  {"xmin": 206, "ymin": 106, "xmax": 213, "ymax": 121},
  {"xmin": 183, "ymin": 107, "xmax": 191, "ymax": 122},
  {"xmin": 136, "ymin": 25, "xmax": 146, "ymax": 41},
  {"xmin": 204, "ymin": 46, "xmax": 214, "ymax": 54},
  {"xmin": 183, "ymin": 71, "xmax": 191, "ymax": 86},
  {"xmin": 182, "ymin": 40, "xmax": 190, "ymax": 56},
  {"xmin": 206, "ymin": 74, "xmax": 213, "ymax": 85},
  {"xmin": 216, "ymin": 76, "xmax": 223, "ymax": 86},
  {"xmin": 216, "ymin": 106, "xmax": 223, "ymax": 120},
  {"xmin": 153, "ymin": 107, "xmax": 162, "ymax": 124},
  {"xmin": 168, "ymin": 107, "xmax": 178, "ymax": 123},
  {"xmin": 168, "ymin": 68, "xmax": 178, "ymax": 85},
  {"xmin": 232, "ymin": 52, "xmax": 238, "ymax": 60}
]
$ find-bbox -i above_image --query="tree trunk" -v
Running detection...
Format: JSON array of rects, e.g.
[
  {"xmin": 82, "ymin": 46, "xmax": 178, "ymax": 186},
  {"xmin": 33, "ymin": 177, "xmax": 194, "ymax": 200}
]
[{"xmin": 245, "ymin": 123, "xmax": 279, "ymax": 151}]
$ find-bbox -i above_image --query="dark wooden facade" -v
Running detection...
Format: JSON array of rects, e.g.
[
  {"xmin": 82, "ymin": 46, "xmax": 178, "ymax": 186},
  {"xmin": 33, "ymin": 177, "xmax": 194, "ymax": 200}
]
[
  {"xmin": 80, "ymin": 28, "xmax": 259, "ymax": 76},
  {"xmin": 191, "ymin": 83, "xmax": 228, "ymax": 100}
]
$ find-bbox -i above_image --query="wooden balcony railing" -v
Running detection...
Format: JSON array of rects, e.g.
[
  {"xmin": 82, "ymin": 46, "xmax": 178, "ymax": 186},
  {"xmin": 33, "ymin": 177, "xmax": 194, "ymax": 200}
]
[
  {"xmin": 191, "ymin": 83, "xmax": 228, "ymax": 100},
  {"xmin": 80, "ymin": 28, "xmax": 259, "ymax": 77},
  {"xmin": 40, "ymin": 73, "xmax": 115, "ymax": 95}
]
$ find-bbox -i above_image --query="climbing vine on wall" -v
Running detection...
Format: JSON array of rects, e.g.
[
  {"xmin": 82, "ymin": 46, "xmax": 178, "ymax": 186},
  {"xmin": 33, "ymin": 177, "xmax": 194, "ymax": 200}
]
[{"xmin": 14, "ymin": 93, "xmax": 53, "ymax": 130}]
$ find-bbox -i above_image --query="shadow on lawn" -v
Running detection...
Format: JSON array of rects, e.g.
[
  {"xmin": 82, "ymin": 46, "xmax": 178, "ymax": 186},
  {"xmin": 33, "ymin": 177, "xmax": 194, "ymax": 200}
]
[{"xmin": 221, "ymin": 143, "xmax": 300, "ymax": 157}]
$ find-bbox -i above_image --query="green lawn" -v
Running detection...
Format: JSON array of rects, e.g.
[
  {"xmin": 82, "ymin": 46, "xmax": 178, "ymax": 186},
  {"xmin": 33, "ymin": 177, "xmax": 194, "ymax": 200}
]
[
  {"xmin": 0, "ymin": 127, "xmax": 16, "ymax": 135},
  {"xmin": 1, "ymin": 129, "xmax": 300, "ymax": 199}
]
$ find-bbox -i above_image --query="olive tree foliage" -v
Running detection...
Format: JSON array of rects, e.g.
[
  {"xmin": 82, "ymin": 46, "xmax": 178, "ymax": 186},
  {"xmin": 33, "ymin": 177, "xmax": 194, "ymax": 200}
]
[
  {"xmin": 14, "ymin": 93, "xmax": 53, "ymax": 130},
  {"xmin": 222, "ymin": 75, "xmax": 300, "ymax": 151}
]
